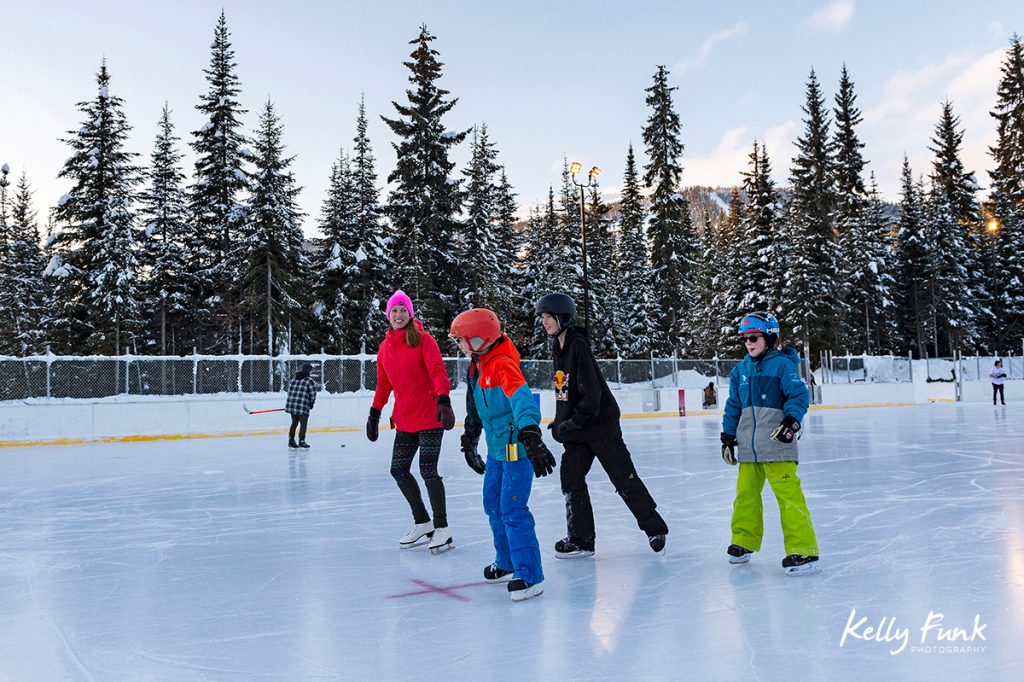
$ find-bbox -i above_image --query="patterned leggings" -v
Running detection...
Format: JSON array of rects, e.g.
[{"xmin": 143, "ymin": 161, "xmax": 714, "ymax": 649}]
[{"xmin": 391, "ymin": 429, "xmax": 447, "ymax": 528}]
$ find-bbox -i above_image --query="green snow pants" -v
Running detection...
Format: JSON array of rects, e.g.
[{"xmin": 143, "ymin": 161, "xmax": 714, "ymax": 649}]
[{"xmin": 730, "ymin": 461, "xmax": 819, "ymax": 556}]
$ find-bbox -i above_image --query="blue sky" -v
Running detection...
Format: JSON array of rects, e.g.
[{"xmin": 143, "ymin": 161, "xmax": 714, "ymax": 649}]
[{"xmin": 3, "ymin": 0, "xmax": 1023, "ymax": 236}]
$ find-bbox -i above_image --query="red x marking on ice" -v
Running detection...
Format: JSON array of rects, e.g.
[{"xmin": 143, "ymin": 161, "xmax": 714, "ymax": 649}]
[{"xmin": 386, "ymin": 579, "xmax": 491, "ymax": 602}]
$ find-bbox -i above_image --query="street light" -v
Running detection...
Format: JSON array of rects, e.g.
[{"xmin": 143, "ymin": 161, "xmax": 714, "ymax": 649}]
[{"xmin": 570, "ymin": 161, "xmax": 601, "ymax": 333}]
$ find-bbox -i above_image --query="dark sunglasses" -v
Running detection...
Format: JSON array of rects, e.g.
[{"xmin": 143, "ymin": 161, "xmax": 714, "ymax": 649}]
[{"xmin": 740, "ymin": 334, "xmax": 764, "ymax": 343}]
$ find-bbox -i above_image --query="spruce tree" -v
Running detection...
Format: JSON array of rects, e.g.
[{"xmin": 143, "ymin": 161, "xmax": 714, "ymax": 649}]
[
  {"xmin": 491, "ymin": 167, "xmax": 520, "ymax": 321},
  {"xmin": 989, "ymin": 34, "xmax": 1024, "ymax": 345},
  {"xmin": 585, "ymin": 181, "xmax": 616, "ymax": 357},
  {"xmin": 139, "ymin": 104, "xmax": 192, "ymax": 354},
  {"xmin": 51, "ymin": 61, "xmax": 143, "ymax": 354},
  {"xmin": 382, "ymin": 25, "xmax": 468, "ymax": 333},
  {"xmin": 6, "ymin": 172, "xmax": 48, "ymax": 354},
  {"xmin": 235, "ymin": 100, "xmax": 308, "ymax": 355},
  {"xmin": 855, "ymin": 174, "xmax": 898, "ymax": 353},
  {"xmin": 517, "ymin": 205, "xmax": 546, "ymax": 353},
  {"xmin": 893, "ymin": 158, "xmax": 931, "ymax": 355},
  {"xmin": 312, "ymin": 149, "xmax": 357, "ymax": 352},
  {"xmin": 780, "ymin": 69, "xmax": 837, "ymax": 354},
  {"xmin": 189, "ymin": 11, "xmax": 250, "ymax": 350},
  {"xmin": 615, "ymin": 145, "xmax": 654, "ymax": 357},
  {"xmin": 642, "ymin": 65, "xmax": 699, "ymax": 356},
  {"xmin": 461, "ymin": 125, "xmax": 502, "ymax": 308},
  {"xmin": 556, "ymin": 159, "xmax": 586, "ymax": 314},
  {"xmin": 708, "ymin": 187, "xmax": 745, "ymax": 355},
  {"xmin": 736, "ymin": 143, "xmax": 784, "ymax": 315}
]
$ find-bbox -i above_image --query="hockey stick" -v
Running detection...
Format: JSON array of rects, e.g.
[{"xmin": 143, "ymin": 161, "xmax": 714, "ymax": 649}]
[{"xmin": 243, "ymin": 404, "xmax": 285, "ymax": 415}]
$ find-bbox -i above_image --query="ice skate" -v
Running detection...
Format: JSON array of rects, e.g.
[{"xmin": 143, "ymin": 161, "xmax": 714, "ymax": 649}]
[
  {"xmin": 648, "ymin": 534, "xmax": 667, "ymax": 555},
  {"xmin": 483, "ymin": 563, "xmax": 513, "ymax": 583},
  {"xmin": 399, "ymin": 521, "xmax": 434, "ymax": 548},
  {"xmin": 288, "ymin": 438, "xmax": 299, "ymax": 450},
  {"xmin": 508, "ymin": 578, "xmax": 544, "ymax": 602},
  {"xmin": 428, "ymin": 527, "xmax": 454, "ymax": 555},
  {"xmin": 554, "ymin": 536, "xmax": 594, "ymax": 559},
  {"xmin": 727, "ymin": 544, "xmax": 753, "ymax": 564},
  {"xmin": 782, "ymin": 554, "xmax": 820, "ymax": 576},
  {"xmin": 298, "ymin": 440, "xmax": 310, "ymax": 449}
]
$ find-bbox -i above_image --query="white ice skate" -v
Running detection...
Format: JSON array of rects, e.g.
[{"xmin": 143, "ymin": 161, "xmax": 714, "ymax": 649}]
[
  {"xmin": 508, "ymin": 579, "xmax": 544, "ymax": 602},
  {"xmin": 428, "ymin": 527, "xmax": 454, "ymax": 555},
  {"xmin": 782, "ymin": 554, "xmax": 821, "ymax": 576},
  {"xmin": 399, "ymin": 521, "xmax": 434, "ymax": 549}
]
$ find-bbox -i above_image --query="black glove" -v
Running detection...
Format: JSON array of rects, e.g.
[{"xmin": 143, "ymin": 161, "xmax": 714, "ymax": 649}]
[
  {"xmin": 770, "ymin": 415, "xmax": 801, "ymax": 444},
  {"xmin": 436, "ymin": 394, "xmax": 456, "ymax": 431},
  {"xmin": 366, "ymin": 407, "xmax": 381, "ymax": 442},
  {"xmin": 517, "ymin": 424, "xmax": 556, "ymax": 478},
  {"xmin": 721, "ymin": 432, "xmax": 738, "ymax": 465},
  {"xmin": 461, "ymin": 433, "xmax": 485, "ymax": 475}
]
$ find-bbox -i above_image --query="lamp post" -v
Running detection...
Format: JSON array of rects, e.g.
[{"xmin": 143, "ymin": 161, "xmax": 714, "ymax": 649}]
[{"xmin": 570, "ymin": 161, "xmax": 600, "ymax": 332}]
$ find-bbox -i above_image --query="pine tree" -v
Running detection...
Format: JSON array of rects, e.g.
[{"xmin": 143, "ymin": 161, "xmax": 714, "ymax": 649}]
[
  {"xmin": 491, "ymin": 167, "xmax": 520, "ymax": 322},
  {"xmin": 924, "ymin": 182, "xmax": 971, "ymax": 355},
  {"xmin": 189, "ymin": 11, "xmax": 250, "ymax": 351},
  {"xmin": 461, "ymin": 125, "xmax": 502, "ymax": 308},
  {"xmin": 585, "ymin": 181, "xmax": 617, "ymax": 357},
  {"xmin": 735, "ymin": 142, "xmax": 784, "ymax": 316},
  {"xmin": 50, "ymin": 61, "xmax": 142, "ymax": 354},
  {"xmin": 893, "ymin": 158, "xmax": 931, "ymax": 355},
  {"xmin": 6, "ymin": 172, "xmax": 48, "ymax": 354},
  {"xmin": 382, "ymin": 25, "xmax": 468, "ymax": 333},
  {"xmin": 312, "ymin": 149, "xmax": 357, "ymax": 352},
  {"xmin": 517, "ymin": 205, "xmax": 546, "ymax": 353},
  {"xmin": 706, "ymin": 187, "xmax": 745, "ymax": 355},
  {"xmin": 855, "ymin": 174, "xmax": 898, "ymax": 353},
  {"xmin": 780, "ymin": 69, "xmax": 837, "ymax": 354},
  {"xmin": 556, "ymin": 160, "xmax": 585, "ymax": 315},
  {"xmin": 642, "ymin": 65, "xmax": 699, "ymax": 356},
  {"xmin": 615, "ymin": 145, "xmax": 654, "ymax": 357},
  {"xmin": 989, "ymin": 34, "xmax": 1024, "ymax": 346},
  {"xmin": 139, "ymin": 104, "xmax": 192, "ymax": 354},
  {"xmin": 235, "ymin": 100, "xmax": 308, "ymax": 355}
]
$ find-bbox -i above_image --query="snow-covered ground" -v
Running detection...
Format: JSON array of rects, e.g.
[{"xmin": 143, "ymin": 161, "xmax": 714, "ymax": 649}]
[{"xmin": 1, "ymin": 403, "xmax": 1020, "ymax": 679}]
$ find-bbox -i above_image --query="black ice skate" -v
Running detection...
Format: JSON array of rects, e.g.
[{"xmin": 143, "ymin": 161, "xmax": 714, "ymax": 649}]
[
  {"xmin": 483, "ymin": 563, "xmax": 513, "ymax": 583},
  {"xmin": 398, "ymin": 521, "xmax": 434, "ymax": 548},
  {"xmin": 428, "ymin": 527, "xmax": 454, "ymax": 555},
  {"xmin": 782, "ymin": 554, "xmax": 820, "ymax": 576},
  {"xmin": 298, "ymin": 440, "xmax": 310, "ymax": 449},
  {"xmin": 288, "ymin": 438, "xmax": 299, "ymax": 449},
  {"xmin": 554, "ymin": 536, "xmax": 595, "ymax": 559},
  {"xmin": 727, "ymin": 544, "xmax": 753, "ymax": 564},
  {"xmin": 648, "ymin": 534, "xmax": 667, "ymax": 555},
  {"xmin": 507, "ymin": 578, "xmax": 544, "ymax": 602}
]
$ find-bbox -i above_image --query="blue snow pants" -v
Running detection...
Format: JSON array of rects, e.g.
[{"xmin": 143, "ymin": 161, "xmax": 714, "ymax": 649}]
[{"xmin": 483, "ymin": 456, "xmax": 544, "ymax": 585}]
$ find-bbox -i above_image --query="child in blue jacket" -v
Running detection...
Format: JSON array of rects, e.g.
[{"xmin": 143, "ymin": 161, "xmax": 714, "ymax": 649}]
[
  {"xmin": 721, "ymin": 312, "xmax": 820, "ymax": 576},
  {"xmin": 449, "ymin": 308, "xmax": 557, "ymax": 602}
]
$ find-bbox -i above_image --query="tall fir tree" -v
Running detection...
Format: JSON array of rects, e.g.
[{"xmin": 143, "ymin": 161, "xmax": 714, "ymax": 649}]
[
  {"xmin": 924, "ymin": 181, "xmax": 971, "ymax": 355},
  {"xmin": 780, "ymin": 69, "xmax": 837, "ymax": 354},
  {"xmin": 312, "ymin": 149, "xmax": 358, "ymax": 352},
  {"xmin": 989, "ymin": 34, "xmax": 1024, "ymax": 345},
  {"xmin": 50, "ymin": 61, "xmax": 143, "ymax": 354},
  {"xmin": 235, "ymin": 100, "xmax": 308, "ymax": 354},
  {"xmin": 585, "ymin": 181, "xmax": 617, "ymax": 357},
  {"xmin": 461, "ymin": 125, "xmax": 502, "ymax": 308},
  {"xmin": 735, "ymin": 142, "xmax": 783, "ymax": 315},
  {"xmin": 189, "ymin": 11, "xmax": 250, "ymax": 351},
  {"xmin": 0, "ymin": 164, "xmax": 12, "ymax": 351},
  {"xmin": 139, "ymin": 104, "xmax": 192, "ymax": 354},
  {"xmin": 491, "ymin": 167, "xmax": 520, "ymax": 322},
  {"xmin": 556, "ymin": 159, "xmax": 586, "ymax": 313},
  {"xmin": 893, "ymin": 157, "xmax": 931, "ymax": 355},
  {"xmin": 517, "ymin": 205, "xmax": 546, "ymax": 353},
  {"xmin": 5, "ymin": 172, "xmax": 48, "ymax": 354},
  {"xmin": 854, "ymin": 174, "xmax": 898, "ymax": 353},
  {"xmin": 615, "ymin": 145, "xmax": 654, "ymax": 357},
  {"xmin": 707, "ymin": 187, "xmax": 745, "ymax": 355},
  {"xmin": 382, "ymin": 25, "xmax": 468, "ymax": 333},
  {"xmin": 642, "ymin": 65, "xmax": 699, "ymax": 356}
]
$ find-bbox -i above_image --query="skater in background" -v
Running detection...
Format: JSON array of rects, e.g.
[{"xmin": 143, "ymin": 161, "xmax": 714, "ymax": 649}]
[
  {"xmin": 721, "ymin": 311, "xmax": 820, "ymax": 576},
  {"xmin": 366, "ymin": 290, "xmax": 457, "ymax": 555},
  {"xmin": 285, "ymin": 362, "xmax": 317, "ymax": 449},
  {"xmin": 450, "ymin": 307, "xmax": 556, "ymax": 602},
  {"xmin": 703, "ymin": 382, "xmax": 718, "ymax": 409},
  {"xmin": 991, "ymin": 359, "xmax": 1007, "ymax": 405},
  {"xmin": 536, "ymin": 293, "xmax": 669, "ymax": 558}
]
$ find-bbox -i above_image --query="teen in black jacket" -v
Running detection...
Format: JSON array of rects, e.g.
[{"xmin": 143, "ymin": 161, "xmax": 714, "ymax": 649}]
[{"xmin": 536, "ymin": 294, "xmax": 669, "ymax": 557}]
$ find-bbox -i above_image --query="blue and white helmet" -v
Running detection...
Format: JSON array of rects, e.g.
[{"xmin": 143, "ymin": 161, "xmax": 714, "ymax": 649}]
[{"xmin": 737, "ymin": 311, "xmax": 780, "ymax": 337}]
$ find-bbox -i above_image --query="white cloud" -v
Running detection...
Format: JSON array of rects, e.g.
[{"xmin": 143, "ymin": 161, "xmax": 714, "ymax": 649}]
[
  {"xmin": 803, "ymin": 1, "xmax": 855, "ymax": 33},
  {"xmin": 683, "ymin": 121, "xmax": 797, "ymax": 188},
  {"xmin": 674, "ymin": 23, "xmax": 747, "ymax": 74}
]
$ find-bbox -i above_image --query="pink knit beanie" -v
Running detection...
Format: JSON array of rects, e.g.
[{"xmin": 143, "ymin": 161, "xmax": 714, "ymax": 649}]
[{"xmin": 386, "ymin": 290, "xmax": 415, "ymax": 318}]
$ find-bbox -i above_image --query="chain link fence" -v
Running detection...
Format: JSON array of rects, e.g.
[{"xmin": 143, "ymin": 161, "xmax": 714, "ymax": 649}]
[{"xmin": 2, "ymin": 353, "xmax": 748, "ymax": 402}]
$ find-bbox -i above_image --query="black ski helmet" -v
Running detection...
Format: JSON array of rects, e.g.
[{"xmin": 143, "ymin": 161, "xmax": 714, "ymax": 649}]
[{"xmin": 535, "ymin": 293, "xmax": 576, "ymax": 332}]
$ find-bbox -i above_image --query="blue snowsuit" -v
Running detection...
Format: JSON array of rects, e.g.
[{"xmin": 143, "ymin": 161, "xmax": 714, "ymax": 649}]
[{"xmin": 464, "ymin": 336, "xmax": 544, "ymax": 585}]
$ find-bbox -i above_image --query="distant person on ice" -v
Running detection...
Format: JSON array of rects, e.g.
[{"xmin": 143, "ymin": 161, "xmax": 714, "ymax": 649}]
[
  {"xmin": 536, "ymin": 293, "xmax": 669, "ymax": 558},
  {"xmin": 285, "ymin": 362, "xmax": 317, "ymax": 449},
  {"xmin": 450, "ymin": 307, "xmax": 556, "ymax": 602},
  {"xmin": 720, "ymin": 311, "xmax": 820, "ymax": 576},
  {"xmin": 703, "ymin": 382, "xmax": 718, "ymax": 409},
  {"xmin": 366, "ymin": 290, "xmax": 457, "ymax": 555},
  {"xmin": 991, "ymin": 359, "xmax": 1007, "ymax": 405}
]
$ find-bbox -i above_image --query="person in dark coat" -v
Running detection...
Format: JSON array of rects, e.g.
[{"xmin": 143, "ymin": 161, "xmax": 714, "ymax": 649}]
[
  {"xmin": 285, "ymin": 362, "xmax": 317, "ymax": 449},
  {"xmin": 535, "ymin": 293, "xmax": 669, "ymax": 557}
]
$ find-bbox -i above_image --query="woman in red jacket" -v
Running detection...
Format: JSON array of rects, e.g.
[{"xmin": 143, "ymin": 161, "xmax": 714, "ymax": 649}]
[{"xmin": 366, "ymin": 290, "xmax": 457, "ymax": 554}]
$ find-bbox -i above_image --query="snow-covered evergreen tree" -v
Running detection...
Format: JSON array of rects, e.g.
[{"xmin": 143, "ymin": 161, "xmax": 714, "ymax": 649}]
[
  {"xmin": 615, "ymin": 145, "xmax": 654, "ymax": 357},
  {"xmin": 189, "ymin": 11, "xmax": 250, "ymax": 350},
  {"xmin": 989, "ymin": 34, "xmax": 1024, "ymax": 345},
  {"xmin": 642, "ymin": 65, "xmax": 699, "ymax": 356},
  {"xmin": 556, "ymin": 160, "xmax": 586, "ymax": 317},
  {"xmin": 491, "ymin": 167, "xmax": 520, "ymax": 322},
  {"xmin": 736, "ymin": 142, "xmax": 783, "ymax": 315},
  {"xmin": 893, "ymin": 158, "xmax": 931, "ymax": 355},
  {"xmin": 235, "ymin": 100, "xmax": 308, "ymax": 354},
  {"xmin": 139, "ymin": 104, "xmax": 192, "ymax": 354},
  {"xmin": 585, "ymin": 181, "xmax": 617, "ymax": 358},
  {"xmin": 854, "ymin": 174, "xmax": 898, "ymax": 353},
  {"xmin": 780, "ymin": 69, "xmax": 837, "ymax": 353},
  {"xmin": 924, "ymin": 182, "xmax": 971, "ymax": 355},
  {"xmin": 381, "ymin": 25, "xmax": 468, "ymax": 333},
  {"xmin": 703, "ymin": 186, "xmax": 745, "ymax": 355},
  {"xmin": 461, "ymin": 125, "xmax": 502, "ymax": 308},
  {"xmin": 313, "ymin": 149, "xmax": 357, "ymax": 352},
  {"xmin": 516, "ymin": 205, "xmax": 546, "ymax": 354},
  {"xmin": 50, "ymin": 61, "xmax": 143, "ymax": 354},
  {"xmin": 5, "ymin": 172, "xmax": 48, "ymax": 354}
]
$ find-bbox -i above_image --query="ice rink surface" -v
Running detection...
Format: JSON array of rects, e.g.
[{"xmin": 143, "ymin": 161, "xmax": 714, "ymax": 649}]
[{"xmin": 1, "ymin": 403, "xmax": 1022, "ymax": 680}]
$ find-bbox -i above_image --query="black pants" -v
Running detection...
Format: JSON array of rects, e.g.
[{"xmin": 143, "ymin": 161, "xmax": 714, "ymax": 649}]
[
  {"xmin": 560, "ymin": 432, "xmax": 668, "ymax": 542},
  {"xmin": 993, "ymin": 384, "xmax": 1005, "ymax": 405},
  {"xmin": 289, "ymin": 414, "xmax": 309, "ymax": 441},
  {"xmin": 391, "ymin": 429, "xmax": 447, "ymax": 528}
]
